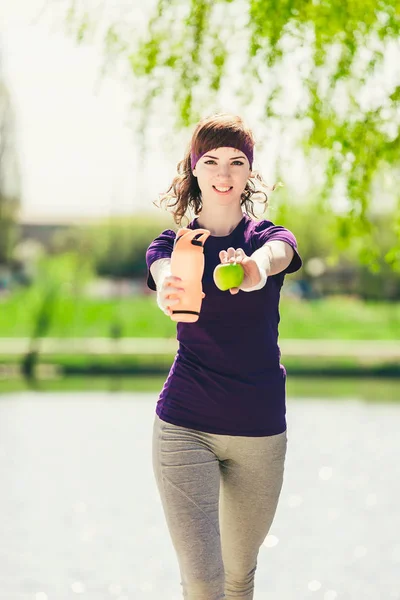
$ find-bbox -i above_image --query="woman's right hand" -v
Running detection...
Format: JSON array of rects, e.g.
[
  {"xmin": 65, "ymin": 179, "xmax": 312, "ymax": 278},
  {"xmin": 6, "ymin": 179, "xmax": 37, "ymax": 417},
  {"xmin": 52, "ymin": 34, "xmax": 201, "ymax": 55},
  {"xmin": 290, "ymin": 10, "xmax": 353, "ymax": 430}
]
[{"xmin": 157, "ymin": 275, "xmax": 185, "ymax": 317}]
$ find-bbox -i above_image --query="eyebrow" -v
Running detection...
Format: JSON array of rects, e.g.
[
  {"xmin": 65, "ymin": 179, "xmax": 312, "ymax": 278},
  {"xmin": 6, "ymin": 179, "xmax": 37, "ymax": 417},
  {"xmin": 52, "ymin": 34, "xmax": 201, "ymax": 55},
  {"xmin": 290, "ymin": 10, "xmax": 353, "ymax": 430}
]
[{"xmin": 203, "ymin": 154, "xmax": 246, "ymax": 160}]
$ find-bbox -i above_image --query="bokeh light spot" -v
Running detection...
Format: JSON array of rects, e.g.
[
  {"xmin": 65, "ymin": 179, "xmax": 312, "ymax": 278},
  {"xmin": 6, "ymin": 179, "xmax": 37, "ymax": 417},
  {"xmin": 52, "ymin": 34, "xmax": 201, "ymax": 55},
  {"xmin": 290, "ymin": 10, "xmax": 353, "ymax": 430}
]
[
  {"xmin": 308, "ymin": 580, "xmax": 322, "ymax": 591},
  {"xmin": 71, "ymin": 581, "xmax": 85, "ymax": 594},
  {"xmin": 263, "ymin": 534, "xmax": 279, "ymax": 548},
  {"xmin": 319, "ymin": 466, "xmax": 333, "ymax": 480}
]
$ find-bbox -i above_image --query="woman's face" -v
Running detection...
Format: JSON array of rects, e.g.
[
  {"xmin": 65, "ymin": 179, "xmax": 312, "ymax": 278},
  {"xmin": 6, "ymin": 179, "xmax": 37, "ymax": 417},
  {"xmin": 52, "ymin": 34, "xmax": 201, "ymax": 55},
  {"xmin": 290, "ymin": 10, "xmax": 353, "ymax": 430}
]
[{"xmin": 192, "ymin": 146, "xmax": 252, "ymax": 205}]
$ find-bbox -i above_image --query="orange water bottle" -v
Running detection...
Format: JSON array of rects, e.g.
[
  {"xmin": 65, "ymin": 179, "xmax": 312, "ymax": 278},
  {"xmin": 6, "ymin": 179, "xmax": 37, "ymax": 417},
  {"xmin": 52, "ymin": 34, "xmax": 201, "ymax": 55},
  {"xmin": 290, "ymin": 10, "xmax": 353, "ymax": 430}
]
[{"xmin": 170, "ymin": 228, "xmax": 210, "ymax": 323}]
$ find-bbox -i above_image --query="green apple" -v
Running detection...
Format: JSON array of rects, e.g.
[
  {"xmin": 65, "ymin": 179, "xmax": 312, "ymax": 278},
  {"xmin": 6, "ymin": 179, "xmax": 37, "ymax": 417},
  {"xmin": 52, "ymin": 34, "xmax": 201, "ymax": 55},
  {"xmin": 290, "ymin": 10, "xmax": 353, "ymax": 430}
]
[{"xmin": 213, "ymin": 262, "xmax": 244, "ymax": 291}]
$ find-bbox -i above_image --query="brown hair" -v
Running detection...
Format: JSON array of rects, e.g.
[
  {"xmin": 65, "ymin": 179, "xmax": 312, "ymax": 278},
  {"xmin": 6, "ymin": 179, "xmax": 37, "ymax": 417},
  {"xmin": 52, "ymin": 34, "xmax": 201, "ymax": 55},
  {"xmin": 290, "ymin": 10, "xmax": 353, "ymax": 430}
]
[{"xmin": 154, "ymin": 113, "xmax": 278, "ymax": 226}]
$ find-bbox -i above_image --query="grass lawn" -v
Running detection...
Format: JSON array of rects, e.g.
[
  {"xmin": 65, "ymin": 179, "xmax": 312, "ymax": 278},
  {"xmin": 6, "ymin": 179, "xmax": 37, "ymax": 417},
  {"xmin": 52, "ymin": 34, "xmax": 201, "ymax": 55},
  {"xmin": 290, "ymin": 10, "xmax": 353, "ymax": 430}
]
[
  {"xmin": 0, "ymin": 375, "xmax": 399, "ymax": 402},
  {"xmin": 0, "ymin": 290, "xmax": 399, "ymax": 340}
]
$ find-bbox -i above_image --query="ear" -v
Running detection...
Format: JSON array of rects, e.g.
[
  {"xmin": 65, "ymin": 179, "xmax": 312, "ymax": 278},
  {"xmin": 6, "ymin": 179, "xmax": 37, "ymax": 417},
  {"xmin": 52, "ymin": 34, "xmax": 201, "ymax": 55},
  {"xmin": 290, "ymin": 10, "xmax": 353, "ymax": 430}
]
[{"xmin": 192, "ymin": 167, "xmax": 197, "ymax": 177}]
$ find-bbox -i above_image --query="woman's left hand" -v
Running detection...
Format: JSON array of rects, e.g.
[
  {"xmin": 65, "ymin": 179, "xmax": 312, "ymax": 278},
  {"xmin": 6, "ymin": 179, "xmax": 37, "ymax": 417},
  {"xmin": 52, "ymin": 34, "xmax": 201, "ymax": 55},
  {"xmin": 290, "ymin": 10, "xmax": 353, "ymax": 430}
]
[{"xmin": 218, "ymin": 247, "xmax": 264, "ymax": 295}]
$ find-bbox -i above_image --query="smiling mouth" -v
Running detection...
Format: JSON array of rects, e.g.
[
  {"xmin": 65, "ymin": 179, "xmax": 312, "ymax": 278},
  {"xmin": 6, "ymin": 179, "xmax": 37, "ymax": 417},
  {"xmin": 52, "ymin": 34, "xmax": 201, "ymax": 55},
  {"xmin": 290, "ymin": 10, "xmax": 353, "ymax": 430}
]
[{"xmin": 213, "ymin": 186, "xmax": 233, "ymax": 194}]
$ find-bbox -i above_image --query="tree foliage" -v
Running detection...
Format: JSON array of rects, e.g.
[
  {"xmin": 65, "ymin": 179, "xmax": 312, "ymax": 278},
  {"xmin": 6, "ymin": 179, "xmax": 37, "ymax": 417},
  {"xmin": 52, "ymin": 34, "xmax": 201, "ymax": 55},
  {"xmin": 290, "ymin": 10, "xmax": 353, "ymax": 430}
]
[{"xmin": 61, "ymin": 0, "xmax": 400, "ymax": 268}]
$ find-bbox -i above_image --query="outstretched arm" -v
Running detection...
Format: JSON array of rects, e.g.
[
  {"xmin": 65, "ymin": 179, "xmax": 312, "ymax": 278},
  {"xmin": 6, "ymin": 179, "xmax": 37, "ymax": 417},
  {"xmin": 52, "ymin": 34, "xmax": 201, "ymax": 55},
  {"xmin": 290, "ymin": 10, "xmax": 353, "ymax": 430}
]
[{"xmin": 219, "ymin": 241, "xmax": 295, "ymax": 294}]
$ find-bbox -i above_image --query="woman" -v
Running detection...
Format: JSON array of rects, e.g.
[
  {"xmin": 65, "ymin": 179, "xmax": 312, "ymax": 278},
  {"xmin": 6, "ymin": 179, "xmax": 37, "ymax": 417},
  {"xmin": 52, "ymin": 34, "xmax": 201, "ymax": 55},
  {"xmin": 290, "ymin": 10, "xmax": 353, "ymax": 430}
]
[{"xmin": 146, "ymin": 113, "xmax": 302, "ymax": 599}]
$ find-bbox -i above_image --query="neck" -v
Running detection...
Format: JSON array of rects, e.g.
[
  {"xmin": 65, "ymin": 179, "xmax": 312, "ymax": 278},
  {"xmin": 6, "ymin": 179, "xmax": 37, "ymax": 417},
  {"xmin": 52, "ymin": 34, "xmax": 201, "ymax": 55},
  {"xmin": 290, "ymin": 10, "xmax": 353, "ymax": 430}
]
[{"xmin": 196, "ymin": 207, "xmax": 245, "ymax": 237}]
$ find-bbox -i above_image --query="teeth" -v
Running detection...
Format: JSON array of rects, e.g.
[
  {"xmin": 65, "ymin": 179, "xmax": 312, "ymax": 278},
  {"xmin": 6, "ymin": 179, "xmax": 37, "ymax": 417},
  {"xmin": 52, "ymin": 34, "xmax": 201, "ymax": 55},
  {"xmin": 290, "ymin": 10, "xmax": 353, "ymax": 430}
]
[{"xmin": 214, "ymin": 186, "xmax": 231, "ymax": 192}]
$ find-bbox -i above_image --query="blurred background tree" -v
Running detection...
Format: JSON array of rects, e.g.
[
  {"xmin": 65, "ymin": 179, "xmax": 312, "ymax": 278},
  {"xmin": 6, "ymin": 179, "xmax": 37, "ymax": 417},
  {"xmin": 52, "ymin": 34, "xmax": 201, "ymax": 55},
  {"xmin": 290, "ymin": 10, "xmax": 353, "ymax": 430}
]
[
  {"xmin": 56, "ymin": 0, "xmax": 400, "ymax": 269},
  {"xmin": 0, "ymin": 39, "xmax": 20, "ymax": 270},
  {"xmin": 44, "ymin": 207, "xmax": 396, "ymax": 300},
  {"xmin": 52, "ymin": 213, "xmax": 174, "ymax": 280}
]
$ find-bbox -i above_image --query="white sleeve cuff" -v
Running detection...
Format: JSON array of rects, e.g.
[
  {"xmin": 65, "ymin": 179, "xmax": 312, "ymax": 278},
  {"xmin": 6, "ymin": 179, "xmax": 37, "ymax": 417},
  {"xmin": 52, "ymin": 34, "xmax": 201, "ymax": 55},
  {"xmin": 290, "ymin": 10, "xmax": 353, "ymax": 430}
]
[{"xmin": 241, "ymin": 268, "xmax": 268, "ymax": 292}]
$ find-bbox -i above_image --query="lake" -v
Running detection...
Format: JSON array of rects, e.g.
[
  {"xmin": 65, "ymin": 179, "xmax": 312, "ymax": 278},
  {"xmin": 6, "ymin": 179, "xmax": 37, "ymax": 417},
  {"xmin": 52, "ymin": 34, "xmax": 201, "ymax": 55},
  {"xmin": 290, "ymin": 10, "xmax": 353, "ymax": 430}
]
[{"xmin": 0, "ymin": 378, "xmax": 399, "ymax": 599}]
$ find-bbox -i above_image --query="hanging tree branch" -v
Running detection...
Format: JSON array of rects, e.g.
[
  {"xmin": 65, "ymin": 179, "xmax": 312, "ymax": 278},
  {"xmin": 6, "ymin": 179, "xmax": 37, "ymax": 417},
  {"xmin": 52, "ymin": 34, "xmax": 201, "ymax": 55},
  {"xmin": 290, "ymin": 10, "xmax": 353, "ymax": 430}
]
[{"xmin": 55, "ymin": 0, "xmax": 400, "ymax": 267}]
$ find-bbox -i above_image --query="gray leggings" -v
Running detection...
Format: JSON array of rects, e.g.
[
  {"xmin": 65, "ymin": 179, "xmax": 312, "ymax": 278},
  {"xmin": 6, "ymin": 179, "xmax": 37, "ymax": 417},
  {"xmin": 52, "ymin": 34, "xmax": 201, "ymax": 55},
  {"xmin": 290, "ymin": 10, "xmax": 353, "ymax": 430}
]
[{"xmin": 152, "ymin": 414, "xmax": 287, "ymax": 599}]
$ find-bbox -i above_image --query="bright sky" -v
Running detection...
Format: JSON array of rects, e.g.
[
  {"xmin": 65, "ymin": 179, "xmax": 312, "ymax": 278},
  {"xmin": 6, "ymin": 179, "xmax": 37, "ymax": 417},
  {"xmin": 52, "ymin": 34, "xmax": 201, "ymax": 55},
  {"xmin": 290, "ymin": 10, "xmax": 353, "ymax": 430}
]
[{"xmin": 0, "ymin": 1, "xmax": 181, "ymax": 221}]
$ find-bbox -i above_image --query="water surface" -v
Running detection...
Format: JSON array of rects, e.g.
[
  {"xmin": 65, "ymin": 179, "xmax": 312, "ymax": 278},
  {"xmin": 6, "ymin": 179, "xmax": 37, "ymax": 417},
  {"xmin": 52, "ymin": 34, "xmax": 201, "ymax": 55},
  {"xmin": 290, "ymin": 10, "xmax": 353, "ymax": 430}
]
[{"xmin": 0, "ymin": 387, "xmax": 399, "ymax": 599}]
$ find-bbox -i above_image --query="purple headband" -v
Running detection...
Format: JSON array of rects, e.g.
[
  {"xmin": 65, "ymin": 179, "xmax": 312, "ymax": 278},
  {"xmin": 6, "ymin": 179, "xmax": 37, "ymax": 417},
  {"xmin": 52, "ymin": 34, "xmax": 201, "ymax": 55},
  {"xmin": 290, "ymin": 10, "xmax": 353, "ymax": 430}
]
[{"xmin": 191, "ymin": 143, "xmax": 254, "ymax": 170}]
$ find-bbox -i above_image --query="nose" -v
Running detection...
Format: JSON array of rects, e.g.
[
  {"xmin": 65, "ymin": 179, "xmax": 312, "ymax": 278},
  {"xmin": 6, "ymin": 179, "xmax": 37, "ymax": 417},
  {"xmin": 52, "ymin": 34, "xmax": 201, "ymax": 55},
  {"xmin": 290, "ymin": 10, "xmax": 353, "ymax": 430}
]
[{"xmin": 216, "ymin": 162, "xmax": 231, "ymax": 179}]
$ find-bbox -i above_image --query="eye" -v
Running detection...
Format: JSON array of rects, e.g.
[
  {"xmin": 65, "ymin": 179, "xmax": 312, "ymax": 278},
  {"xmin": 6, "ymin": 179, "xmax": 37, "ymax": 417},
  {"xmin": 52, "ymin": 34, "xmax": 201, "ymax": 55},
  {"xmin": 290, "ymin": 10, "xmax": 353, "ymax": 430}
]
[
  {"xmin": 232, "ymin": 161, "xmax": 244, "ymax": 165},
  {"xmin": 204, "ymin": 160, "xmax": 217, "ymax": 164}
]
